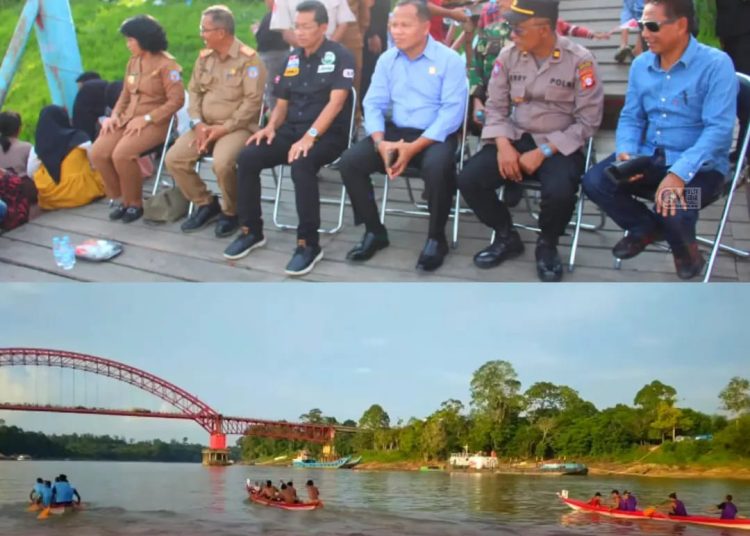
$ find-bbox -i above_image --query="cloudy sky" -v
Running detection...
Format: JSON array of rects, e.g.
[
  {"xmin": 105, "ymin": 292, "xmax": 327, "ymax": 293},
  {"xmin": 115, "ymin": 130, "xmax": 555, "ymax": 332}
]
[{"xmin": 0, "ymin": 284, "xmax": 746, "ymax": 444}]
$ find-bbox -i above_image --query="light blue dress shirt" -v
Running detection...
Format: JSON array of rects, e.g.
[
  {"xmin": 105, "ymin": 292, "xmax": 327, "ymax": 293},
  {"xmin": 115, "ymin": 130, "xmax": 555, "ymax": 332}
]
[
  {"xmin": 363, "ymin": 36, "xmax": 468, "ymax": 142},
  {"xmin": 616, "ymin": 36, "xmax": 738, "ymax": 182}
]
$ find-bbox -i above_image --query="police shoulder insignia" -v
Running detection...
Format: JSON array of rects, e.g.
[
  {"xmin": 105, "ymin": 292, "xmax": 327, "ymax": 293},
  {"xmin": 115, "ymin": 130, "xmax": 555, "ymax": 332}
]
[
  {"xmin": 247, "ymin": 66, "xmax": 259, "ymax": 79},
  {"xmin": 577, "ymin": 61, "xmax": 596, "ymax": 89},
  {"xmin": 552, "ymin": 48, "xmax": 561, "ymax": 59},
  {"xmin": 169, "ymin": 69, "xmax": 182, "ymax": 82},
  {"xmin": 491, "ymin": 60, "xmax": 502, "ymax": 77},
  {"xmin": 161, "ymin": 51, "xmax": 176, "ymax": 60}
]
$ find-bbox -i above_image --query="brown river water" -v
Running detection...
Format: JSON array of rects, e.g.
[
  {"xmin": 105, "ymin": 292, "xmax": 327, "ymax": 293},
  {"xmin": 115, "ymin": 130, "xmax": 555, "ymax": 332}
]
[{"xmin": 1, "ymin": 461, "xmax": 748, "ymax": 535}]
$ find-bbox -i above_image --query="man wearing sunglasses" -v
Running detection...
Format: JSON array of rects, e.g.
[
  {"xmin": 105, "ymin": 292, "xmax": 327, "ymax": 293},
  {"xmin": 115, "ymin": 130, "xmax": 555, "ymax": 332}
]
[
  {"xmin": 457, "ymin": 0, "xmax": 604, "ymax": 282},
  {"xmin": 582, "ymin": 0, "xmax": 738, "ymax": 280}
]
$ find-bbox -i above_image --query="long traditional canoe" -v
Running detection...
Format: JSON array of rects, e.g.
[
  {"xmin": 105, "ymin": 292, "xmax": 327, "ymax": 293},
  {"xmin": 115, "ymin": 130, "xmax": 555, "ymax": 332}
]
[
  {"xmin": 246, "ymin": 486, "xmax": 323, "ymax": 511},
  {"xmin": 558, "ymin": 492, "xmax": 750, "ymax": 531},
  {"xmin": 291, "ymin": 455, "xmax": 351, "ymax": 469}
]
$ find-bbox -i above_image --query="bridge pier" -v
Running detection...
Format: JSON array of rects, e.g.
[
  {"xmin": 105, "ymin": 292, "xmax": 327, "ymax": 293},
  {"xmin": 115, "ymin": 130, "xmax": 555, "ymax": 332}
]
[
  {"xmin": 202, "ymin": 448, "xmax": 230, "ymax": 466},
  {"xmin": 202, "ymin": 432, "xmax": 229, "ymax": 466}
]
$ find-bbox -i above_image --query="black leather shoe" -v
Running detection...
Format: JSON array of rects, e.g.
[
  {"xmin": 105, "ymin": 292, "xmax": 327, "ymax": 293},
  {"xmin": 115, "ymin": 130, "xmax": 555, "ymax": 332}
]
[
  {"xmin": 109, "ymin": 203, "xmax": 126, "ymax": 221},
  {"xmin": 535, "ymin": 238, "xmax": 563, "ymax": 282},
  {"xmin": 180, "ymin": 196, "xmax": 221, "ymax": 233},
  {"xmin": 473, "ymin": 230, "xmax": 524, "ymax": 269},
  {"xmin": 612, "ymin": 231, "xmax": 662, "ymax": 259},
  {"xmin": 673, "ymin": 242, "xmax": 705, "ymax": 280},
  {"xmin": 416, "ymin": 238, "xmax": 449, "ymax": 272},
  {"xmin": 215, "ymin": 214, "xmax": 239, "ymax": 238},
  {"xmin": 346, "ymin": 231, "xmax": 390, "ymax": 261},
  {"xmin": 223, "ymin": 229, "xmax": 266, "ymax": 260},
  {"xmin": 285, "ymin": 241, "xmax": 323, "ymax": 276},
  {"xmin": 121, "ymin": 206, "xmax": 143, "ymax": 224}
]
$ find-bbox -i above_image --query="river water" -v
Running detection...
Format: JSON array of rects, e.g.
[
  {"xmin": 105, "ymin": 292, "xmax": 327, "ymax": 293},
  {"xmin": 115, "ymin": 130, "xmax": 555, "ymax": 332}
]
[{"xmin": 0, "ymin": 461, "xmax": 748, "ymax": 535}]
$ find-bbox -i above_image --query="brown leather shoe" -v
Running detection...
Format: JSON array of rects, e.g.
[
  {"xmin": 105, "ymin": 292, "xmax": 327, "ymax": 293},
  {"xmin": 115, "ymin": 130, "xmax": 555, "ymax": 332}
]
[
  {"xmin": 612, "ymin": 231, "xmax": 662, "ymax": 260},
  {"xmin": 672, "ymin": 242, "xmax": 705, "ymax": 280}
]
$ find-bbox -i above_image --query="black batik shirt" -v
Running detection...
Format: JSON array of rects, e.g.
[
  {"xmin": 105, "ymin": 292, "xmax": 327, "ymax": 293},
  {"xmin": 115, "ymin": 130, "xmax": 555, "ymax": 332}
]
[{"xmin": 273, "ymin": 39, "xmax": 355, "ymax": 133}]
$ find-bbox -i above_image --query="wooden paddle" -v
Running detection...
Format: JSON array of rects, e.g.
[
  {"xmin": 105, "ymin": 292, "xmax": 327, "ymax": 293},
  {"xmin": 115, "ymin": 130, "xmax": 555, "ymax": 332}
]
[
  {"xmin": 37, "ymin": 506, "xmax": 50, "ymax": 520},
  {"xmin": 26, "ymin": 503, "xmax": 40, "ymax": 512}
]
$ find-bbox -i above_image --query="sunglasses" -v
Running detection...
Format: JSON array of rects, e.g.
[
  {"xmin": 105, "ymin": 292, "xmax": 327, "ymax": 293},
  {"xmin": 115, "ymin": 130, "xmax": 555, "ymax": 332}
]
[{"xmin": 637, "ymin": 18, "xmax": 677, "ymax": 32}]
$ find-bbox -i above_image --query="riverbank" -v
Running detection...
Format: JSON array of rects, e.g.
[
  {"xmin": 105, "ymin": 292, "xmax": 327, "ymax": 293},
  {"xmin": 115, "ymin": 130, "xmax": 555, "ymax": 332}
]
[{"xmin": 351, "ymin": 460, "xmax": 750, "ymax": 480}]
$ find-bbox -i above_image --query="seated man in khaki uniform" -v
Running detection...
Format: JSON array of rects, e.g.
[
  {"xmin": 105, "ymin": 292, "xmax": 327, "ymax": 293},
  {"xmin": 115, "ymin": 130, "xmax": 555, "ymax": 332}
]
[
  {"xmin": 165, "ymin": 5, "xmax": 266, "ymax": 238},
  {"xmin": 457, "ymin": 0, "xmax": 603, "ymax": 282}
]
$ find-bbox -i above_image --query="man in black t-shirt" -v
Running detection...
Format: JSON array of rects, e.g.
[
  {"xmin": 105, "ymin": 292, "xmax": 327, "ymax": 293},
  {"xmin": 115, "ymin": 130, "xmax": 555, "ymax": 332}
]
[{"xmin": 225, "ymin": 0, "xmax": 354, "ymax": 276}]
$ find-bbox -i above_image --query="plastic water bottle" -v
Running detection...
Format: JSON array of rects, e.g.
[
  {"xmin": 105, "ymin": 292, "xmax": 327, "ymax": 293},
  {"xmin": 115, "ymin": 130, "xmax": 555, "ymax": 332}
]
[
  {"xmin": 52, "ymin": 236, "xmax": 64, "ymax": 268},
  {"xmin": 60, "ymin": 236, "xmax": 76, "ymax": 271}
]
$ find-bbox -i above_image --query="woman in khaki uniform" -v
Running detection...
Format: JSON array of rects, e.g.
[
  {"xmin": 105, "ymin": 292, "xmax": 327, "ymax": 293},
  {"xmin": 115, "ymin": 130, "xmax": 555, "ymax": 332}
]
[{"xmin": 91, "ymin": 15, "xmax": 185, "ymax": 223}]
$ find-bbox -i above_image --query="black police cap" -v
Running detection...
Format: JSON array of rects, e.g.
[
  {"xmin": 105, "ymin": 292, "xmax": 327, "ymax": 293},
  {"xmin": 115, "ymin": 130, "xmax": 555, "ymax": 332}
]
[{"xmin": 503, "ymin": 0, "xmax": 559, "ymax": 25}]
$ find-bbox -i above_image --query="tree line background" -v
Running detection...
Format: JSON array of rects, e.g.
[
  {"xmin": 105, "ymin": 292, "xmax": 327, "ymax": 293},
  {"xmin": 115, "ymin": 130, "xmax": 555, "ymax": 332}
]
[
  {"xmin": 1, "ymin": 360, "xmax": 748, "ymax": 465},
  {"xmin": 240, "ymin": 361, "xmax": 750, "ymax": 467}
]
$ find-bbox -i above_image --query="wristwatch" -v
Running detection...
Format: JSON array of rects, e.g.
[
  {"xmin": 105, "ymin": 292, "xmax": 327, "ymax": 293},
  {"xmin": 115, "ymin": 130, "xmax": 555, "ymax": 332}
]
[
  {"xmin": 539, "ymin": 143, "xmax": 554, "ymax": 158},
  {"xmin": 144, "ymin": 114, "xmax": 153, "ymax": 124},
  {"xmin": 307, "ymin": 127, "xmax": 319, "ymax": 139},
  {"xmin": 189, "ymin": 118, "xmax": 202, "ymax": 130}
]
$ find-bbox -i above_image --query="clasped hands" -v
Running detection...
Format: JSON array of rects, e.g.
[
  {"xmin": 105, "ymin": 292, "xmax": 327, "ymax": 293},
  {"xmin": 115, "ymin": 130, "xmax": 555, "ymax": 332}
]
[
  {"xmin": 497, "ymin": 143, "xmax": 546, "ymax": 182},
  {"xmin": 377, "ymin": 139, "xmax": 417, "ymax": 179}
]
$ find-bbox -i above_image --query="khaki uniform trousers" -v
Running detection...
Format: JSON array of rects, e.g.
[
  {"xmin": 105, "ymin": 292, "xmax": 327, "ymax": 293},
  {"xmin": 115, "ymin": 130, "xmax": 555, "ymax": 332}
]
[
  {"xmin": 90, "ymin": 123, "xmax": 169, "ymax": 206},
  {"xmin": 165, "ymin": 128, "xmax": 250, "ymax": 216}
]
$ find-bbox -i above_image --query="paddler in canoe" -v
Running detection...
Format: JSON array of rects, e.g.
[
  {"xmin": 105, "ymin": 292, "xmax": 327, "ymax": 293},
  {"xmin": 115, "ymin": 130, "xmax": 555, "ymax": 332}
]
[
  {"xmin": 306, "ymin": 480, "xmax": 320, "ymax": 501},
  {"xmin": 716, "ymin": 494, "xmax": 739, "ymax": 520}
]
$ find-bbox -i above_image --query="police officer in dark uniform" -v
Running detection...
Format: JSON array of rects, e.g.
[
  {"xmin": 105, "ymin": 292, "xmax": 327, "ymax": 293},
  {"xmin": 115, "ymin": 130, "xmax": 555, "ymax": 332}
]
[
  {"xmin": 224, "ymin": 0, "xmax": 355, "ymax": 276},
  {"xmin": 457, "ymin": 0, "xmax": 603, "ymax": 282}
]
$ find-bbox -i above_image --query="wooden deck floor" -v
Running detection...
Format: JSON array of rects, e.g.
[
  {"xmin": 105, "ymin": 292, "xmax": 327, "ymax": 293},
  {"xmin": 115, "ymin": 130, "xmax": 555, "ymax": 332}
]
[{"xmin": 2, "ymin": 133, "xmax": 749, "ymax": 282}]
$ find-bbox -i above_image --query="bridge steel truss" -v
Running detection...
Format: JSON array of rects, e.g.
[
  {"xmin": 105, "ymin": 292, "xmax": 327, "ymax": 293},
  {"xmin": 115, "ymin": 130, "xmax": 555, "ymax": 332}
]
[{"xmin": 0, "ymin": 348, "xmax": 352, "ymax": 444}]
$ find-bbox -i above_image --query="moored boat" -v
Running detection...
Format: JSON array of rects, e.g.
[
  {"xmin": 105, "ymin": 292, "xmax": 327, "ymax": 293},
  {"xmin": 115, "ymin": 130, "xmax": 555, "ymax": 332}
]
[
  {"xmin": 245, "ymin": 483, "xmax": 323, "ymax": 510},
  {"xmin": 292, "ymin": 453, "xmax": 352, "ymax": 469},
  {"xmin": 540, "ymin": 462, "xmax": 588, "ymax": 475},
  {"xmin": 558, "ymin": 490, "xmax": 750, "ymax": 531}
]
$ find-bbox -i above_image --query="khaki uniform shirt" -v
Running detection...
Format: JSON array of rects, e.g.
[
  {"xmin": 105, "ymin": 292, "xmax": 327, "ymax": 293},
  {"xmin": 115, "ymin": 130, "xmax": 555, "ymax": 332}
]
[
  {"xmin": 482, "ymin": 36, "xmax": 604, "ymax": 155},
  {"xmin": 113, "ymin": 51, "xmax": 185, "ymax": 125},
  {"xmin": 188, "ymin": 39, "xmax": 267, "ymax": 133},
  {"xmin": 341, "ymin": 0, "xmax": 371, "ymax": 50}
]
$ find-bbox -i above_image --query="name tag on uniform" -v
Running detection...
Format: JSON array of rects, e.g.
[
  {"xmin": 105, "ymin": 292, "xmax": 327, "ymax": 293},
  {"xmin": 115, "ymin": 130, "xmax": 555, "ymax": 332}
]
[{"xmin": 318, "ymin": 64, "xmax": 335, "ymax": 74}]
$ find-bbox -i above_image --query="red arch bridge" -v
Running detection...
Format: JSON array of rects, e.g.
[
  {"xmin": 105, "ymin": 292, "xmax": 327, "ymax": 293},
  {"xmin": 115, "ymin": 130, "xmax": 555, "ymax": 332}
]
[{"xmin": 0, "ymin": 348, "xmax": 356, "ymax": 462}]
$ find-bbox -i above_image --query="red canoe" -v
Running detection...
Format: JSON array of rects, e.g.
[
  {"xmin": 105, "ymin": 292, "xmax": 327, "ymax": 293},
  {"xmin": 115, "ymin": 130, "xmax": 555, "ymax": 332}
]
[
  {"xmin": 246, "ymin": 486, "xmax": 323, "ymax": 511},
  {"xmin": 558, "ymin": 491, "xmax": 750, "ymax": 531}
]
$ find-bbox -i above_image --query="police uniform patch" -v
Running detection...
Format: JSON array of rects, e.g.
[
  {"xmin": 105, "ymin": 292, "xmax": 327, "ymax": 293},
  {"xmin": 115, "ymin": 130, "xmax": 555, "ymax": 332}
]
[
  {"xmin": 492, "ymin": 61, "xmax": 502, "ymax": 77},
  {"xmin": 169, "ymin": 70, "xmax": 181, "ymax": 82},
  {"xmin": 318, "ymin": 64, "xmax": 335, "ymax": 74},
  {"xmin": 284, "ymin": 67, "xmax": 300, "ymax": 77},
  {"xmin": 322, "ymin": 51, "xmax": 336, "ymax": 65},
  {"xmin": 343, "ymin": 68, "xmax": 354, "ymax": 78},
  {"xmin": 577, "ymin": 62, "xmax": 596, "ymax": 89},
  {"xmin": 247, "ymin": 66, "xmax": 259, "ymax": 78}
]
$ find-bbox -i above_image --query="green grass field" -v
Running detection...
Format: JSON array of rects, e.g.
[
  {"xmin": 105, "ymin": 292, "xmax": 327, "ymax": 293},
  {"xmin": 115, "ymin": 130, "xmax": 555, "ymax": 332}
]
[{"xmin": 0, "ymin": 0, "xmax": 266, "ymax": 140}]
